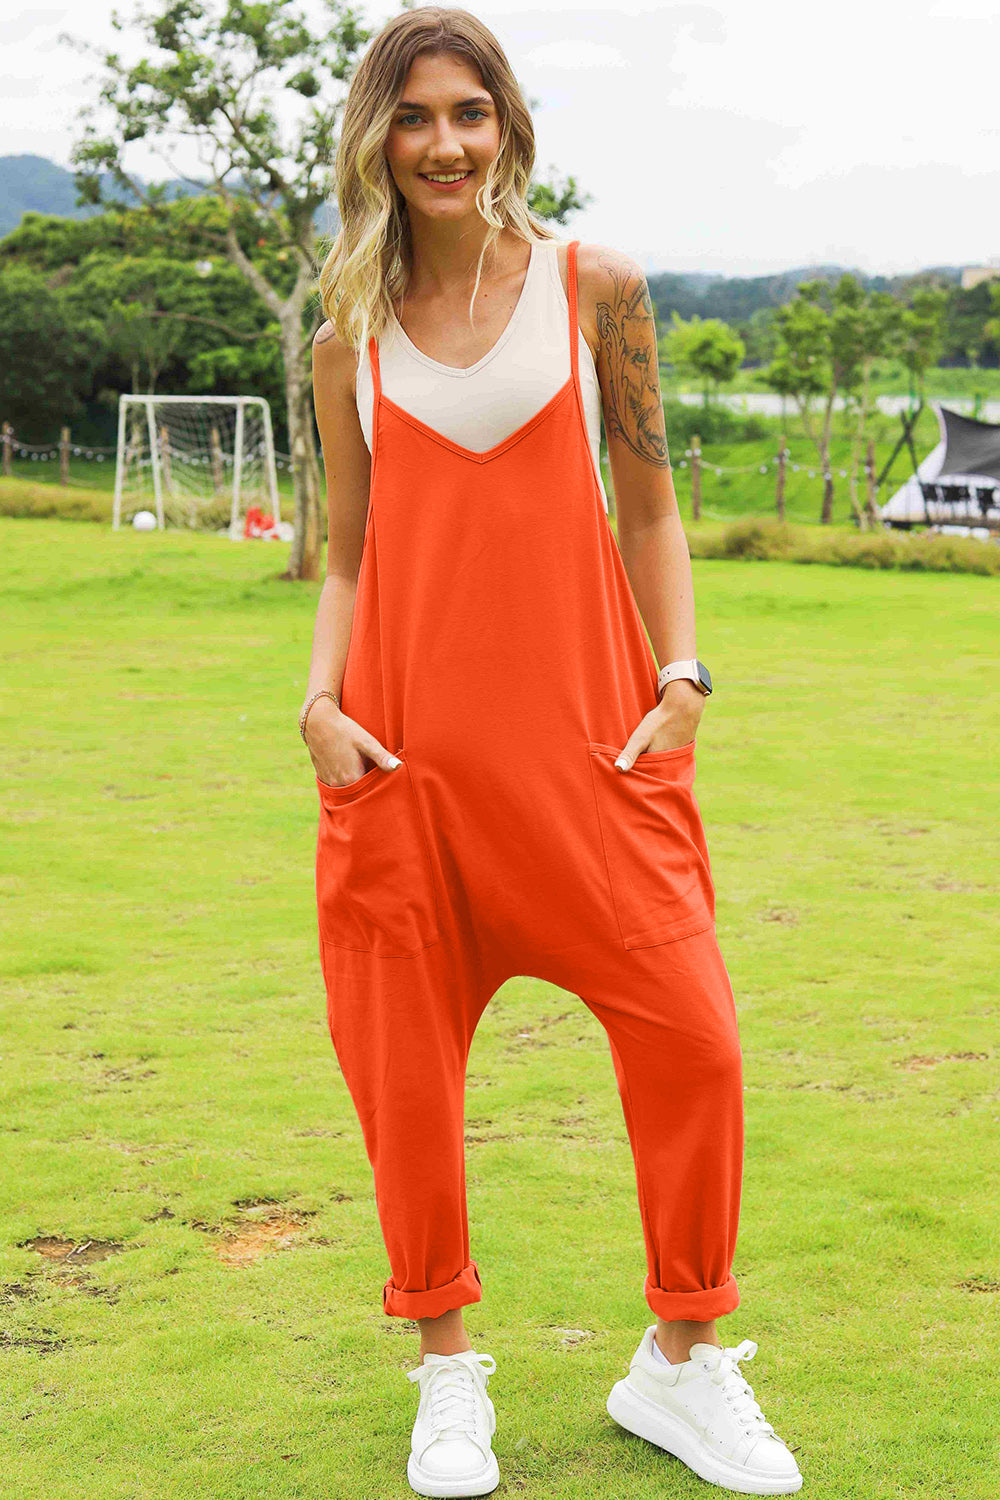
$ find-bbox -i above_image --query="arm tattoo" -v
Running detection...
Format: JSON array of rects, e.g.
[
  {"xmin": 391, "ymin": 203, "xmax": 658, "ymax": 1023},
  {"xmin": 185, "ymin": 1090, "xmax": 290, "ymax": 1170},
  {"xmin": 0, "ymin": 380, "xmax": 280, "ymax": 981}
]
[{"xmin": 595, "ymin": 252, "xmax": 670, "ymax": 468}]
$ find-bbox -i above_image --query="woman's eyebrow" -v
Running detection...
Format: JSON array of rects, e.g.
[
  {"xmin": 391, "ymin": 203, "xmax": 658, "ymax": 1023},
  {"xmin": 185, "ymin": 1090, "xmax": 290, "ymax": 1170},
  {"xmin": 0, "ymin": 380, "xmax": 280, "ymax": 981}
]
[{"xmin": 395, "ymin": 95, "xmax": 493, "ymax": 111}]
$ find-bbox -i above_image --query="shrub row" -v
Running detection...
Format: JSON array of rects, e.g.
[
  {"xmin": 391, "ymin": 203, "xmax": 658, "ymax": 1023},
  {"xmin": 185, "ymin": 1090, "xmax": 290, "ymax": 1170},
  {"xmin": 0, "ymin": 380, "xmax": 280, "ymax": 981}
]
[{"xmin": 690, "ymin": 517, "xmax": 1000, "ymax": 575}]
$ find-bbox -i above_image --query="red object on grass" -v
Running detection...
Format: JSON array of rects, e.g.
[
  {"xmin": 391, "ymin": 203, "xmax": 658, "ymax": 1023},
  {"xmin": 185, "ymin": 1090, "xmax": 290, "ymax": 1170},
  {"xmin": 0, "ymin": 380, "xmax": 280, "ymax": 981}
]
[{"xmin": 244, "ymin": 505, "xmax": 277, "ymax": 539}]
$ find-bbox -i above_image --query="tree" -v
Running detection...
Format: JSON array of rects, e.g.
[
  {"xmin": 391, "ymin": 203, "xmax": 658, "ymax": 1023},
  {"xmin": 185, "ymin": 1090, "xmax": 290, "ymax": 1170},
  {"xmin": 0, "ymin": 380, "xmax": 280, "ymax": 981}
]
[
  {"xmin": 64, "ymin": 0, "xmax": 374, "ymax": 581},
  {"xmin": 899, "ymin": 285, "xmax": 948, "ymax": 404},
  {"xmin": 662, "ymin": 312, "xmax": 745, "ymax": 406},
  {"xmin": 0, "ymin": 265, "xmax": 102, "ymax": 439},
  {"xmin": 767, "ymin": 276, "xmax": 902, "ymax": 524},
  {"xmin": 830, "ymin": 280, "xmax": 902, "ymax": 529},
  {"xmin": 983, "ymin": 278, "xmax": 1000, "ymax": 360}
]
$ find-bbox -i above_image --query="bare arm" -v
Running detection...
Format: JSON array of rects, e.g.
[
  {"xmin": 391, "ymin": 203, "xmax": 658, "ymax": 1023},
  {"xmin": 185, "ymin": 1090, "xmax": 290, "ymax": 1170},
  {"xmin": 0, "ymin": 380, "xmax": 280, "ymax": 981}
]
[
  {"xmin": 577, "ymin": 242, "xmax": 706, "ymax": 760},
  {"xmin": 301, "ymin": 322, "xmax": 399, "ymax": 783}
]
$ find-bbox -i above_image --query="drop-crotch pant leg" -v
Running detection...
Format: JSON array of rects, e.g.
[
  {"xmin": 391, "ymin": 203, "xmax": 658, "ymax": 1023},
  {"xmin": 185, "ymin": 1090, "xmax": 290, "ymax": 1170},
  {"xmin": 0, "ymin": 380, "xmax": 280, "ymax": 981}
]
[
  {"xmin": 318, "ymin": 822, "xmax": 503, "ymax": 1320},
  {"xmin": 539, "ymin": 922, "xmax": 744, "ymax": 1322}
]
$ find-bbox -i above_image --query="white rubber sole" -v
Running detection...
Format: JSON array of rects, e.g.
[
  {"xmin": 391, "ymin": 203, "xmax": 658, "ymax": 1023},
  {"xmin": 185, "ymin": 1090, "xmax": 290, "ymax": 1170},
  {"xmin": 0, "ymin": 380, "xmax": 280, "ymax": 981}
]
[
  {"xmin": 406, "ymin": 1448, "xmax": 500, "ymax": 1498},
  {"xmin": 607, "ymin": 1377, "xmax": 803, "ymax": 1496}
]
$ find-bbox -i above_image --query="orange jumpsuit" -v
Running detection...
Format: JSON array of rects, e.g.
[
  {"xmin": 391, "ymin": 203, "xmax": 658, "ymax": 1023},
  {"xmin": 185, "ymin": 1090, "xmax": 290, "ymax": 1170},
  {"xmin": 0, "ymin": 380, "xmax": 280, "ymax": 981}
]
[{"xmin": 316, "ymin": 240, "xmax": 743, "ymax": 1324}]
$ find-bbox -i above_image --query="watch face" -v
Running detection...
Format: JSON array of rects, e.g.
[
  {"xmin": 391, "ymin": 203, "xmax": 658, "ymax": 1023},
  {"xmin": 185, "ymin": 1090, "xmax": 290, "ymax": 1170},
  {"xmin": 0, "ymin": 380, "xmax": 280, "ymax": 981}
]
[{"xmin": 696, "ymin": 660, "xmax": 713, "ymax": 693}]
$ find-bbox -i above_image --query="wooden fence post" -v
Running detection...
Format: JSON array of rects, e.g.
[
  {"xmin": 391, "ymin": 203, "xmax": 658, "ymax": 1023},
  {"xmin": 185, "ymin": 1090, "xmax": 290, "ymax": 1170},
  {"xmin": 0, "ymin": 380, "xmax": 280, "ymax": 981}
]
[
  {"xmin": 775, "ymin": 433, "xmax": 787, "ymax": 521},
  {"xmin": 1, "ymin": 423, "xmax": 11, "ymax": 478},
  {"xmin": 690, "ymin": 433, "xmax": 701, "ymax": 520},
  {"xmin": 60, "ymin": 427, "xmax": 70, "ymax": 486}
]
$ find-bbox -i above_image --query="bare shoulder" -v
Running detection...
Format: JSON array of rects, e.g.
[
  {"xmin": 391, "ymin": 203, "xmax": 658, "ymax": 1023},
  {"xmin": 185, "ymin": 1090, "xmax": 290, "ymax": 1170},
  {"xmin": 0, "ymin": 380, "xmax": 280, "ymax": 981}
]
[
  {"xmin": 575, "ymin": 241, "xmax": 653, "ymax": 328},
  {"xmin": 312, "ymin": 319, "xmax": 360, "ymax": 399}
]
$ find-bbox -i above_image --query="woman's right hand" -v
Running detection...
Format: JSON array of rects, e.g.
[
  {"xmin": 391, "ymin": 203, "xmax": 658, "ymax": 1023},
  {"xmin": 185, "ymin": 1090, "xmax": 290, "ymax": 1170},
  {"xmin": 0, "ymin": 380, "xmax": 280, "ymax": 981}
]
[{"xmin": 304, "ymin": 698, "xmax": 402, "ymax": 787}]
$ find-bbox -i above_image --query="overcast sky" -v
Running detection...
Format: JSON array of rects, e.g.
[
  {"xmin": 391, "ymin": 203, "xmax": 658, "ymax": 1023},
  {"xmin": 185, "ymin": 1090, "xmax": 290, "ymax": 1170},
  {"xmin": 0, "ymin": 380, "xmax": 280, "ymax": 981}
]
[{"xmin": 4, "ymin": 0, "xmax": 997, "ymax": 277}]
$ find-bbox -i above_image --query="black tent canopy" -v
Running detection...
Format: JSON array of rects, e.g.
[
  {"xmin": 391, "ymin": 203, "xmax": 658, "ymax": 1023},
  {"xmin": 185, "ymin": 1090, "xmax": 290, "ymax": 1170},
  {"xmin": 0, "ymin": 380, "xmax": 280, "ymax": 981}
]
[{"xmin": 937, "ymin": 406, "xmax": 1000, "ymax": 485}]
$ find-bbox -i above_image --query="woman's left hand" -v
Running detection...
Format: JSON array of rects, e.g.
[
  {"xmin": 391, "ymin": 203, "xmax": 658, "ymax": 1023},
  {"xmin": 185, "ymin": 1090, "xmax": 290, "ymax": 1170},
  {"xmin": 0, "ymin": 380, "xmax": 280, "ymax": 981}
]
[{"xmin": 614, "ymin": 679, "xmax": 706, "ymax": 771}]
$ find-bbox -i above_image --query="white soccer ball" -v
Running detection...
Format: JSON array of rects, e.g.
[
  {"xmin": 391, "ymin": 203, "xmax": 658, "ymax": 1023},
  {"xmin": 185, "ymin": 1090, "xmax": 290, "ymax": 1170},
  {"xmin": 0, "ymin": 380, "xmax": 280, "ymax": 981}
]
[{"xmin": 132, "ymin": 510, "xmax": 158, "ymax": 531}]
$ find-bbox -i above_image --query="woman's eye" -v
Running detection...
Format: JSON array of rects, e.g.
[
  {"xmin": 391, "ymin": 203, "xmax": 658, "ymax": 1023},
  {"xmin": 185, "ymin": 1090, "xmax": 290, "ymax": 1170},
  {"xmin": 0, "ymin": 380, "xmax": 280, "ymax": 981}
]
[{"xmin": 397, "ymin": 109, "xmax": 488, "ymax": 126}]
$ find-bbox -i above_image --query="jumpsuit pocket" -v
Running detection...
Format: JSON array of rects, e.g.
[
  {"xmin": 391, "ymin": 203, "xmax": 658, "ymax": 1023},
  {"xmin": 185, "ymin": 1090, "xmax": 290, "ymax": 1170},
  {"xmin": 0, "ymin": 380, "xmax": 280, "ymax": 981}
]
[
  {"xmin": 315, "ymin": 751, "xmax": 440, "ymax": 958},
  {"xmin": 587, "ymin": 739, "xmax": 715, "ymax": 948}
]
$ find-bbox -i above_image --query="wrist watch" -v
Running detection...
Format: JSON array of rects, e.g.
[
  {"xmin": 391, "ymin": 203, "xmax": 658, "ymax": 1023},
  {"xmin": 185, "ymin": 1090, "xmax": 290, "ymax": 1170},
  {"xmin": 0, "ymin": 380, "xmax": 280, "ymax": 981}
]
[{"xmin": 657, "ymin": 658, "xmax": 713, "ymax": 700}]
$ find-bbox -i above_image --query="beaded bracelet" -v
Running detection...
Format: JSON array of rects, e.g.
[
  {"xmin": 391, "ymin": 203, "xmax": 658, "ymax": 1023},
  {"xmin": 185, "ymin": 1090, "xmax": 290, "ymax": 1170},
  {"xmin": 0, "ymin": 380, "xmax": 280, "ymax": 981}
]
[{"xmin": 299, "ymin": 688, "xmax": 341, "ymax": 742}]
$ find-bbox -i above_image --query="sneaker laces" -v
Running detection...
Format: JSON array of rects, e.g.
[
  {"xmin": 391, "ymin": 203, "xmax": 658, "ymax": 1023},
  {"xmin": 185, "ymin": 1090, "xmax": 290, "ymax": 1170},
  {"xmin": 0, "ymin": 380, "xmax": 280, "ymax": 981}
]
[
  {"xmin": 699, "ymin": 1340, "xmax": 778, "ymax": 1440},
  {"xmin": 407, "ymin": 1351, "xmax": 496, "ymax": 1441}
]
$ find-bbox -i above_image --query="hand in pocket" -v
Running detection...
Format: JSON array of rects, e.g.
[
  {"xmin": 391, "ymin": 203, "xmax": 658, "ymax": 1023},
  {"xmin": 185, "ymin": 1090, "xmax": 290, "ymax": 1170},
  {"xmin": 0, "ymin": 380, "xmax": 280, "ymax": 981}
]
[{"xmin": 303, "ymin": 698, "xmax": 402, "ymax": 787}]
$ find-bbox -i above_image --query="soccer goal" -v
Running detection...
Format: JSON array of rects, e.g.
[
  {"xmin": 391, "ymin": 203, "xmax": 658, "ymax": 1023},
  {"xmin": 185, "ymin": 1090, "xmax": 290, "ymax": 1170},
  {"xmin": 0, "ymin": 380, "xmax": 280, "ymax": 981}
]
[{"xmin": 112, "ymin": 395, "xmax": 280, "ymax": 533}]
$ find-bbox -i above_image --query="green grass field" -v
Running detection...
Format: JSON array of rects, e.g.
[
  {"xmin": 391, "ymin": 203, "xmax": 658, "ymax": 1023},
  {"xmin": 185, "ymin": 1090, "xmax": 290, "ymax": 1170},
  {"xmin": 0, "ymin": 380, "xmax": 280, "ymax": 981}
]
[{"xmin": 2, "ymin": 517, "xmax": 997, "ymax": 1499}]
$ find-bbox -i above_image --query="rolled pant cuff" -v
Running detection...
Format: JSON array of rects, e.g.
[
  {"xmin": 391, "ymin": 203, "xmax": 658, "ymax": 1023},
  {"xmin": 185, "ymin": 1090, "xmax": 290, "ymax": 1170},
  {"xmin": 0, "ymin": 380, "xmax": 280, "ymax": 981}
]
[
  {"xmin": 644, "ymin": 1271, "xmax": 740, "ymax": 1322},
  {"xmin": 383, "ymin": 1259, "xmax": 483, "ymax": 1320}
]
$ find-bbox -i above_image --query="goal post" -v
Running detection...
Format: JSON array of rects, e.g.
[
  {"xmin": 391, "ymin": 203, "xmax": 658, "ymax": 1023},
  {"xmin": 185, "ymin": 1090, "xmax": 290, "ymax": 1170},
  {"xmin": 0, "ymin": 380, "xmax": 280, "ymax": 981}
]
[{"xmin": 112, "ymin": 395, "xmax": 280, "ymax": 533}]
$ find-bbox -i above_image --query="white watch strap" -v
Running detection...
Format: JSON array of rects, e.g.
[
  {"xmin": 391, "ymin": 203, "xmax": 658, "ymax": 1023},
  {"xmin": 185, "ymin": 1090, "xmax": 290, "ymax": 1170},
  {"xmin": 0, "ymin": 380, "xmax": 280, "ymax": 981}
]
[{"xmin": 657, "ymin": 658, "xmax": 701, "ymax": 698}]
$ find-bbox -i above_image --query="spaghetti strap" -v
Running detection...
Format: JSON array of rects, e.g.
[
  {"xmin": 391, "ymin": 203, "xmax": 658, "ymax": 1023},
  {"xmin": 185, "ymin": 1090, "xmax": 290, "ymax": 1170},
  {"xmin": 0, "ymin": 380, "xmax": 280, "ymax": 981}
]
[
  {"xmin": 567, "ymin": 239, "xmax": 581, "ymax": 390},
  {"xmin": 368, "ymin": 334, "xmax": 382, "ymax": 473}
]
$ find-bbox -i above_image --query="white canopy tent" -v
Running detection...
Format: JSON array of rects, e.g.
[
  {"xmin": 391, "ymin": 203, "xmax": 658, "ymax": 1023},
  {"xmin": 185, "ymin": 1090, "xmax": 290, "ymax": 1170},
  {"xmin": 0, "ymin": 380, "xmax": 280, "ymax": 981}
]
[{"xmin": 880, "ymin": 404, "xmax": 1000, "ymax": 537}]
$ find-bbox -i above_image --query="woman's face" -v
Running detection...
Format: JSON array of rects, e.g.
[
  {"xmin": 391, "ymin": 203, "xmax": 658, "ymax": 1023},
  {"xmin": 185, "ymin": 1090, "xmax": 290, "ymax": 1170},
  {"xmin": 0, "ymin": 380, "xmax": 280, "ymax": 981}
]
[{"xmin": 384, "ymin": 51, "xmax": 501, "ymax": 222}]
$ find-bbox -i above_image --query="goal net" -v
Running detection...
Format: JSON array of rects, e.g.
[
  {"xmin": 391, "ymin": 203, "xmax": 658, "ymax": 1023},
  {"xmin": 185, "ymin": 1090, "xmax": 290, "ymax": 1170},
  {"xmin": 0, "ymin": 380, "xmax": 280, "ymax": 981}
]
[{"xmin": 112, "ymin": 395, "xmax": 281, "ymax": 534}]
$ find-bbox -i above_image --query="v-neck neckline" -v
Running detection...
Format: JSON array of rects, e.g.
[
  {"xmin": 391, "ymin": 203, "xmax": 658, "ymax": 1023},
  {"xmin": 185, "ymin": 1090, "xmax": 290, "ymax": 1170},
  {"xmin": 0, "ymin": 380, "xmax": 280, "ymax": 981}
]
[
  {"xmin": 388, "ymin": 239, "xmax": 538, "ymax": 378},
  {"xmin": 376, "ymin": 374, "xmax": 575, "ymax": 465}
]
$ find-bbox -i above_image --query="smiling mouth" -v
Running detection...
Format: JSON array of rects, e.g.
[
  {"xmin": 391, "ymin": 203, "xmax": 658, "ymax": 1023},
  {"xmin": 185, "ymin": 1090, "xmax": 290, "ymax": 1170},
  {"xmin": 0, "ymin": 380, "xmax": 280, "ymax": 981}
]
[{"xmin": 419, "ymin": 170, "xmax": 473, "ymax": 181}]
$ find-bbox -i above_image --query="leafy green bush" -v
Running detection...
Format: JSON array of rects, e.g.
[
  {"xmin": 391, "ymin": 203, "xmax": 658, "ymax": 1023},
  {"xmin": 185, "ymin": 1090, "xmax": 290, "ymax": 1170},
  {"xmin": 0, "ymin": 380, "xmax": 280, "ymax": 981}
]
[{"xmin": 661, "ymin": 397, "xmax": 768, "ymax": 448}]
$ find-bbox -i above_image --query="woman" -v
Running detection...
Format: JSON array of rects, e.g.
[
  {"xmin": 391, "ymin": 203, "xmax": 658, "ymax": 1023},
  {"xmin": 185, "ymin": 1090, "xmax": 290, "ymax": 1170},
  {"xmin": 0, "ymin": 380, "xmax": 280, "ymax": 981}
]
[{"xmin": 303, "ymin": 9, "xmax": 802, "ymax": 1497}]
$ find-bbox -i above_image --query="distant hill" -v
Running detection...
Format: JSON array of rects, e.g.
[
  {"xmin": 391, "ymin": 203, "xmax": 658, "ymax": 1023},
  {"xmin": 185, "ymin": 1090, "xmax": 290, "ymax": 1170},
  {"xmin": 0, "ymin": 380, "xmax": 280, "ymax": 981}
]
[
  {"xmin": 0, "ymin": 155, "xmax": 110, "ymax": 234},
  {"xmin": 0, "ymin": 154, "xmax": 338, "ymax": 240},
  {"xmin": 0, "ymin": 153, "xmax": 965, "ymax": 314},
  {"xmin": 646, "ymin": 263, "xmax": 964, "ymax": 324},
  {"xmin": 0, "ymin": 154, "xmax": 209, "ymax": 237}
]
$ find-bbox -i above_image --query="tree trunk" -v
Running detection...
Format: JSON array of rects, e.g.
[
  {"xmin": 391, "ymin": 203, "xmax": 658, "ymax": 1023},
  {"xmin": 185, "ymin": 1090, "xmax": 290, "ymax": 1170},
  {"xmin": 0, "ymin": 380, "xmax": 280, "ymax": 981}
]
[
  {"xmin": 819, "ymin": 387, "xmax": 836, "ymax": 524},
  {"xmin": 847, "ymin": 361, "xmax": 872, "ymax": 528},
  {"xmin": 223, "ymin": 224, "xmax": 322, "ymax": 582},
  {"xmin": 282, "ymin": 322, "xmax": 322, "ymax": 582},
  {"xmin": 864, "ymin": 436, "xmax": 880, "ymax": 529}
]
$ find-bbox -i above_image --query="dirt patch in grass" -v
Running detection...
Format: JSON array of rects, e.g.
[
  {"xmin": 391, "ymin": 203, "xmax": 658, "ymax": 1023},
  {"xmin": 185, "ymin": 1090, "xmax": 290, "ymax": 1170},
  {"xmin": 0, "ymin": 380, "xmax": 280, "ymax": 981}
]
[
  {"xmin": 548, "ymin": 1327, "xmax": 596, "ymax": 1348},
  {"xmin": 956, "ymin": 1274, "xmax": 1000, "ymax": 1293},
  {"xmin": 0, "ymin": 1327, "xmax": 67, "ymax": 1354},
  {"xmin": 213, "ymin": 1216, "xmax": 309, "ymax": 1266},
  {"xmin": 894, "ymin": 1052, "xmax": 990, "ymax": 1071},
  {"xmin": 52, "ymin": 1272, "xmax": 119, "ymax": 1302},
  {"xmin": 21, "ymin": 1236, "xmax": 124, "ymax": 1265},
  {"xmin": 190, "ymin": 1204, "xmax": 319, "ymax": 1267},
  {"xmin": 760, "ymin": 907, "xmax": 799, "ymax": 924},
  {"xmin": 19, "ymin": 1237, "xmax": 124, "ymax": 1301}
]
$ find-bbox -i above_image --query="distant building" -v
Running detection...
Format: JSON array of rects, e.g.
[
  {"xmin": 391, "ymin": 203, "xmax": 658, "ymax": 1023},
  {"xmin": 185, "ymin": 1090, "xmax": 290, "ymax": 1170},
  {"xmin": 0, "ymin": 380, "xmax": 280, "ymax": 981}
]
[{"xmin": 961, "ymin": 259, "xmax": 1000, "ymax": 291}]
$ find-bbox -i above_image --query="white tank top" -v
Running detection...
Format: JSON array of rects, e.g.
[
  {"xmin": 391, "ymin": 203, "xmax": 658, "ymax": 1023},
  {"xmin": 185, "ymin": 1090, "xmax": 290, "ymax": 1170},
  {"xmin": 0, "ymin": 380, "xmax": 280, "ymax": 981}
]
[{"xmin": 355, "ymin": 238, "xmax": 608, "ymax": 511}]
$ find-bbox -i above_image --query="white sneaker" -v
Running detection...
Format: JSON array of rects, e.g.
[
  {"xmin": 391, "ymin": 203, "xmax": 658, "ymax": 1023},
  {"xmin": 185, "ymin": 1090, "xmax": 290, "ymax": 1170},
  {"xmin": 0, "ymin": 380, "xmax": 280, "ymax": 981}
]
[
  {"xmin": 406, "ymin": 1348, "xmax": 500, "ymax": 1498},
  {"xmin": 606, "ymin": 1326, "xmax": 802, "ymax": 1495}
]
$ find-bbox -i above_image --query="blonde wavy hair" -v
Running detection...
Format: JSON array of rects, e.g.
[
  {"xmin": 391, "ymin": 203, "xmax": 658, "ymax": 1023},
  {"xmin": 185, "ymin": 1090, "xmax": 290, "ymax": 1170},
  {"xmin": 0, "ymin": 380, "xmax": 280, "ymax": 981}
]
[{"xmin": 317, "ymin": 6, "xmax": 561, "ymax": 355}]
